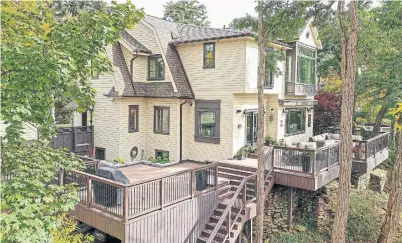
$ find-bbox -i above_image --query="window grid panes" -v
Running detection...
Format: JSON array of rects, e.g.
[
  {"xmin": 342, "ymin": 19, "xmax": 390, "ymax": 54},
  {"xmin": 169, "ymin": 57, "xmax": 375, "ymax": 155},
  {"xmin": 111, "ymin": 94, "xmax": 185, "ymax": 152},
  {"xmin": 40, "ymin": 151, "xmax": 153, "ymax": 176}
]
[
  {"xmin": 285, "ymin": 109, "xmax": 306, "ymax": 135},
  {"xmin": 148, "ymin": 55, "xmax": 164, "ymax": 80},
  {"xmin": 128, "ymin": 105, "xmax": 138, "ymax": 132},
  {"xmin": 297, "ymin": 45, "xmax": 316, "ymax": 84},
  {"xmin": 154, "ymin": 107, "xmax": 169, "ymax": 134},
  {"xmin": 155, "ymin": 150, "xmax": 169, "ymax": 160},
  {"xmin": 198, "ymin": 111, "xmax": 216, "ymax": 137},
  {"xmin": 264, "ymin": 71, "xmax": 274, "ymax": 88},
  {"xmin": 203, "ymin": 43, "xmax": 215, "ymax": 68}
]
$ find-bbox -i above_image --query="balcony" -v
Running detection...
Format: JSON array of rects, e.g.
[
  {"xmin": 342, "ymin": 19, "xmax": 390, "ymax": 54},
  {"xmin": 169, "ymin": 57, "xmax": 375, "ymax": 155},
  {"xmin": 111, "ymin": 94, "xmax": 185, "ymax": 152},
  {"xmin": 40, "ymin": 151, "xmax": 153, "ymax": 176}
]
[
  {"xmin": 49, "ymin": 126, "xmax": 94, "ymax": 156},
  {"xmin": 285, "ymin": 83, "xmax": 316, "ymax": 96}
]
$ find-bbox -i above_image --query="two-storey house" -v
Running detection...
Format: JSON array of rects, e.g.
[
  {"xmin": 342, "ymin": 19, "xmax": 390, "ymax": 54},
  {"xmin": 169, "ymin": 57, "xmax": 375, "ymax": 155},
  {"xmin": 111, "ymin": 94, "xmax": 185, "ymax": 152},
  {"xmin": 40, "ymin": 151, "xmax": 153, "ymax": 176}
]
[{"xmin": 76, "ymin": 16, "xmax": 321, "ymax": 164}]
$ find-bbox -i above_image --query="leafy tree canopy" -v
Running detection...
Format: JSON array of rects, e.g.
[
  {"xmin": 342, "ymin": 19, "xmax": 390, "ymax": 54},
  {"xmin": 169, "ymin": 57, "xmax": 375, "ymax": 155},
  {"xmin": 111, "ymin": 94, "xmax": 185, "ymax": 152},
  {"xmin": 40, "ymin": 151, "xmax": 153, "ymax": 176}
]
[
  {"xmin": 1, "ymin": 0, "xmax": 144, "ymax": 142},
  {"xmin": 163, "ymin": 0, "xmax": 210, "ymax": 26},
  {"xmin": 0, "ymin": 1, "xmax": 144, "ymax": 242}
]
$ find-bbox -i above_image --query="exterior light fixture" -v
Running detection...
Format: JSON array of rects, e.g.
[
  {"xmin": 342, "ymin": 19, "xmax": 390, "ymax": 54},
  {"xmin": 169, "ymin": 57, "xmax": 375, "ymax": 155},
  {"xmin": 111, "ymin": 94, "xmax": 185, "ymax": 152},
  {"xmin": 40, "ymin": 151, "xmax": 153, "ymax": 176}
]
[{"xmin": 269, "ymin": 108, "xmax": 274, "ymax": 122}]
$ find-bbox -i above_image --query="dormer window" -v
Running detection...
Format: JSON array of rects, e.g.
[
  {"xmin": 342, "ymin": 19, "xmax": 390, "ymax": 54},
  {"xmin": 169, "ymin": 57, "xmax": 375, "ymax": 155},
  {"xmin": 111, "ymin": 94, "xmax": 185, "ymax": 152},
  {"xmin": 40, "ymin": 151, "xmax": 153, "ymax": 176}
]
[
  {"xmin": 148, "ymin": 55, "xmax": 165, "ymax": 80},
  {"xmin": 203, "ymin": 43, "xmax": 215, "ymax": 68},
  {"xmin": 297, "ymin": 45, "xmax": 316, "ymax": 84}
]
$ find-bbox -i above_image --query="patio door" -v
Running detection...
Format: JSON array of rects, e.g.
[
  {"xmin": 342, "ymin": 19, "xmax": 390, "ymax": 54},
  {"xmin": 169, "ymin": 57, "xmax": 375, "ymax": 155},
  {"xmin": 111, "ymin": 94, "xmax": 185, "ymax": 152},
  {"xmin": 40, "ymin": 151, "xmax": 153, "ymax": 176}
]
[{"xmin": 246, "ymin": 111, "xmax": 258, "ymax": 146}]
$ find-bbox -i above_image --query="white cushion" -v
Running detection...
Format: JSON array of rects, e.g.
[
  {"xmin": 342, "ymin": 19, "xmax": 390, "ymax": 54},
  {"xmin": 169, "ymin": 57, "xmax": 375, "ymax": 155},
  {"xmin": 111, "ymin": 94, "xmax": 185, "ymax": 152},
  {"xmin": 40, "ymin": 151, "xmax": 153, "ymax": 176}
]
[
  {"xmin": 352, "ymin": 135, "xmax": 363, "ymax": 141},
  {"xmin": 332, "ymin": 134, "xmax": 340, "ymax": 140},
  {"xmin": 324, "ymin": 140, "xmax": 337, "ymax": 146},
  {"xmin": 298, "ymin": 142, "xmax": 317, "ymax": 150}
]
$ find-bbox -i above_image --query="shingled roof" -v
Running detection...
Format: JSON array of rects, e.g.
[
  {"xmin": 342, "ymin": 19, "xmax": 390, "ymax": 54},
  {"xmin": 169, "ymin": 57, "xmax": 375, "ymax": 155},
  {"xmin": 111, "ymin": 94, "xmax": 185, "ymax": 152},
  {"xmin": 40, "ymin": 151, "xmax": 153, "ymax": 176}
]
[
  {"xmin": 172, "ymin": 24, "xmax": 253, "ymax": 45},
  {"xmin": 121, "ymin": 31, "xmax": 151, "ymax": 54}
]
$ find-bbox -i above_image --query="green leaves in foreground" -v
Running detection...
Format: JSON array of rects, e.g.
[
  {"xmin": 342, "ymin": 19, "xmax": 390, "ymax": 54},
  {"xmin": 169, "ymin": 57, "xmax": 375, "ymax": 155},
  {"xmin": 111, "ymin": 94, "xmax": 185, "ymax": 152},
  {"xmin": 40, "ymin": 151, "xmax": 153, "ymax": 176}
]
[{"xmin": 0, "ymin": 141, "xmax": 85, "ymax": 243}]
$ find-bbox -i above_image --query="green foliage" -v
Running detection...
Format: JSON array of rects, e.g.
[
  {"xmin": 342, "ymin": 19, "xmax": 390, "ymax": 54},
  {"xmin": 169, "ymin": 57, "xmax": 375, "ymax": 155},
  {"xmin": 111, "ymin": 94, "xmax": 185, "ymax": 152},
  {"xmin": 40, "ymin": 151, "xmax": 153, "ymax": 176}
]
[
  {"xmin": 163, "ymin": 0, "xmax": 210, "ymax": 26},
  {"xmin": 151, "ymin": 156, "xmax": 170, "ymax": 164},
  {"xmin": 115, "ymin": 157, "xmax": 126, "ymax": 164},
  {"xmin": 1, "ymin": 0, "xmax": 144, "ymax": 142},
  {"xmin": 54, "ymin": 96, "xmax": 73, "ymax": 125},
  {"xmin": 265, "ymin": 136, "xmax": 279, "ymax": 146},
  {"xmin": 346, "ymin": 191, "xmax": 386, "ymax": 242},
  {"xmin": 1, "ymin": 141, "xmax": 86, "ymax": 243},
  {"xmin": 50, "ymin": 215, "xmax": 93, "ymax": 243}
]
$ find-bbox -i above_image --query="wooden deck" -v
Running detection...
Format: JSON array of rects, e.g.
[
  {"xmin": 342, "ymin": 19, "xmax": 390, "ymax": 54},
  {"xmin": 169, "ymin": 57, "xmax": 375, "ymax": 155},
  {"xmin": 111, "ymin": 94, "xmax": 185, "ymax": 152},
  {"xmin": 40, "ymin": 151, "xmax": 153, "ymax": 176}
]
[{"xmin": 221, "ymin": 133, "xmax": 389, "ymax": 191}]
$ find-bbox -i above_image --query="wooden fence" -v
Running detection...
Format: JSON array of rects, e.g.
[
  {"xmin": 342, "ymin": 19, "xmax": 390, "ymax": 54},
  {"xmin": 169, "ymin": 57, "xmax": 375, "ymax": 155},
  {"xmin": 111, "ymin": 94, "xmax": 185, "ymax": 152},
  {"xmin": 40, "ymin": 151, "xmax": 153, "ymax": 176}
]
[
  {"xmin": 49, "ymin": 126, "xmax": 94, "ymax": 156},
  {"xmin": 60, "ymin": 163, "xmax": 218, "ymax": 222}
]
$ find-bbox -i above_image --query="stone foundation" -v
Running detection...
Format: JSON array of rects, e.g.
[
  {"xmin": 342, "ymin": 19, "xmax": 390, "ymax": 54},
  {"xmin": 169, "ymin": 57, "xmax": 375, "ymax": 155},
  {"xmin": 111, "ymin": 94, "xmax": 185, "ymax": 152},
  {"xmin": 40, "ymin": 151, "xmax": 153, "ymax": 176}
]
[
  {"xmin": 352, "ymin": 172, "xmax": 370, "ymax": 189},
  {"xmin": 369, "ymin": 169, "xmax": 387, "ymax": 192}
]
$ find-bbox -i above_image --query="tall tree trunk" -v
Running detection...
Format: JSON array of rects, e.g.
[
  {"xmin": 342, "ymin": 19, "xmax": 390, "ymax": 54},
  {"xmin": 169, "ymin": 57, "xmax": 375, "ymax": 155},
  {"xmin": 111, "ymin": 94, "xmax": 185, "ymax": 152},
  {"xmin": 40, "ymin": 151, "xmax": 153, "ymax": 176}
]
[
  {"xmin": 255, "ymin": 1, "xmax": 266, "ymax": 243},
  {"xmin": 374, "ymin": 105, "xmax": 388, "ymax": 133},
  {"xmin": 378, "ymin": 131, "xmax": 402, "ymax": 243},
  {"xmin": 331, "ymin": 1, "xmax": 359, "ymax": 242}
]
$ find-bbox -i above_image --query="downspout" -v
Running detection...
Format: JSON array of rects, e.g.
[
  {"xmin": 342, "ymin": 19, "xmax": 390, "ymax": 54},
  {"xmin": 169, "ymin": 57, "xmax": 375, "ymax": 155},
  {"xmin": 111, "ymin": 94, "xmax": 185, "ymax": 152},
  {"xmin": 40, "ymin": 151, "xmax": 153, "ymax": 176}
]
[
  {"xmin": 130, "ymin": 50, "xmax": 139, "ymax": 93},
  {"xmin": 180, "ymin": 100, "xmax": 190, "ymax": 162}
]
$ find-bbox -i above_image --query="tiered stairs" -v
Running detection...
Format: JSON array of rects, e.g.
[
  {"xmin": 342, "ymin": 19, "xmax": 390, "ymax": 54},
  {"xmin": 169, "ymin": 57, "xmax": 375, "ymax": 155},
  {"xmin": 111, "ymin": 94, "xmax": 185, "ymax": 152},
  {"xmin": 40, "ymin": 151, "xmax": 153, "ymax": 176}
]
[{"xmin": 197, "ymin": 164, "xmax": 274, "ymax": 243}]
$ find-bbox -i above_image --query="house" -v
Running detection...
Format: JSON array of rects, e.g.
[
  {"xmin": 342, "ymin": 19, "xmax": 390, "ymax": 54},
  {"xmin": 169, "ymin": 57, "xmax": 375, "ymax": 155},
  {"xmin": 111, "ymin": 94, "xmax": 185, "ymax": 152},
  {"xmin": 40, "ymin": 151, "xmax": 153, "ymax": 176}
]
[
  {"xmin": 62, "ymin": 16, "xmax": 390, "ymax": 243},
  {"xmin": 0, "ymin": 121, "xmax": 38, "ymax": 140},
  {"xmin": 78, "ymin": 16, "xmax": 321, "ymax": 164}
]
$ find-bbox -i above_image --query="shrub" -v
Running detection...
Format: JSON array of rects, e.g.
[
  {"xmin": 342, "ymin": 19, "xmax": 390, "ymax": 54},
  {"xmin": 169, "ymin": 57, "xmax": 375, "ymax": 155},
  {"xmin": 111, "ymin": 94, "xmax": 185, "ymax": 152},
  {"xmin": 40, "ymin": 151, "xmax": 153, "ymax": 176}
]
[
  {"xmin": 51, "ymin": 215, "xmax": 93, "ymax": 243},
  {"xmin": 346, "ymin": 191, "xmax": 385, "ymax": 242}
]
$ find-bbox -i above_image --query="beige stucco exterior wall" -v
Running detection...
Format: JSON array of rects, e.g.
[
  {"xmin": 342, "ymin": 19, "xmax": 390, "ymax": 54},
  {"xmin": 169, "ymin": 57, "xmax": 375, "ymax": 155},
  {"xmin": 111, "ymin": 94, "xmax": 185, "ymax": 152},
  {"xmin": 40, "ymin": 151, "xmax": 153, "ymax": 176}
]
[
  {"xmin": 0, "ymin": 121, "xmax": 38, "ymax": 140},
  {"xmin": 177, "ymin": 39, "xmax": 247, "ymax": 161},
  {"xmin": 278, "ymin": 106, "xmax": 314, "ymax": 145}
]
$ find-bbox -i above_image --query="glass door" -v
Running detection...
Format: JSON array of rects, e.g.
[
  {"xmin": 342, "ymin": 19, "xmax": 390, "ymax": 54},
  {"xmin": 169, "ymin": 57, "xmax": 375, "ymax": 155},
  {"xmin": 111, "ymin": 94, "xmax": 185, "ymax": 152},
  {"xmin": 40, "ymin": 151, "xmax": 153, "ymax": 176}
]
[{"xmin": 246, "ymin": 112, "xmax": 258, "ymax": 146}]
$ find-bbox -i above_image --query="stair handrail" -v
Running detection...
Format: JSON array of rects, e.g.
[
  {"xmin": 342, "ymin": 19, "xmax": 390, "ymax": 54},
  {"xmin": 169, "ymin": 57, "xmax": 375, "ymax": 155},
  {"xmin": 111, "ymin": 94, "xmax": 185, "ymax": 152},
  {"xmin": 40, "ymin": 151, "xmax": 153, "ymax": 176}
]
[{"xmin": 206, "ymin": 173, "xmax": 257, "ymax": 243}]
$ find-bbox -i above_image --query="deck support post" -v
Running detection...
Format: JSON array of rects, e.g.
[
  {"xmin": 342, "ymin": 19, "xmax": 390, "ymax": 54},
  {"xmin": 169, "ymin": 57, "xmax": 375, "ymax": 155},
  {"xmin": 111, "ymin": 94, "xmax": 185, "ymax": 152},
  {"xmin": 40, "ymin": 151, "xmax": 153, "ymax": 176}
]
[
  {"xmin": 87, "ymin": 177, "xmax": 92, "ymax": 205},
  {"xmin": 287, "ymin": 186, "xmax": 293, "ymax": 229},
  {"xmin": 58, "ymin": 169, "xmax": 64, "ymax": 186},
  {"xmin": 123, "ymin": 187, "xmax": 128, "ymax": 223},
  {"xmin": 249, "ymin": 219, "xmax": 253, "ymax": 243}
]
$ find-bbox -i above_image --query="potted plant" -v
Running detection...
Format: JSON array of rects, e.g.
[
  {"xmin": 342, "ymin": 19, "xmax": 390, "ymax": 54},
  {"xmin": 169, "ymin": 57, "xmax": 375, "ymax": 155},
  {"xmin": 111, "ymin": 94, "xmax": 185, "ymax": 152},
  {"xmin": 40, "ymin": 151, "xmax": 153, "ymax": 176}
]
[
  {"xmin": 236, "ymin": 146, "xmax": 249, "ymax": 160},
  {"xmin": 265, "ymin": 136, "xmax": 279, "ymax": 146},
  {"xmin": 300, "ymin": 152, "xmax": 311, "ymax": 173},
  {"xmin": 352, "ymin": 145, "xmax": 366, "ymax": 159}
]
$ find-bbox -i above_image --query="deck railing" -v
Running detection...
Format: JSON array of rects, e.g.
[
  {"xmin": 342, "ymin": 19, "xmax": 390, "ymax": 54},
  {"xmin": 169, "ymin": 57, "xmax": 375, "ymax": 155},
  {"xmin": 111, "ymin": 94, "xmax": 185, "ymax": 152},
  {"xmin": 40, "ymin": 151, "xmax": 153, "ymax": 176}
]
[
  {"xmin": 273, "ymin": 143, "xmax": 340, "ymax": 176},
  {"xmin": 59, "ymin": 163, "xmax": 218, "ymax": 222},
  {"xmin": 352, "ymin": 132, "xmax": 389, "ymax": 162}
]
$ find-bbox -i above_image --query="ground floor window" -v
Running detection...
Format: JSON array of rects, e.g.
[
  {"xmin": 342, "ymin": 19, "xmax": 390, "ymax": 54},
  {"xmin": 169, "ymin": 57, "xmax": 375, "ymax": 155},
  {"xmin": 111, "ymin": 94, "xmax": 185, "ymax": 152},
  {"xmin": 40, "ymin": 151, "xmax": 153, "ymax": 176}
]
[
  {"xmin": 95, "ymin": 147, "xmax": 106, "ymax": 160},
  {"xmin": 245, "ymin": 111, "xmax": 258, "ymax": 146},
  {"xmin": 195, "ymin": 100, "xmax": 220, "ymax": 144},
  {"xmin": 285, "ymin": 109, "xmax": 306, "ymax": 136}
]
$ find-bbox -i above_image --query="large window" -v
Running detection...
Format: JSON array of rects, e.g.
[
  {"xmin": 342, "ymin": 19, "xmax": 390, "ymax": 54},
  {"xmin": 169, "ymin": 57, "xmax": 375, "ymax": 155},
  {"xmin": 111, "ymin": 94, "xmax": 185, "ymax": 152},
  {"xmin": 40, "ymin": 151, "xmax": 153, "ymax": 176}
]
[
  {"xmin": 264, "ymin": 71, "xmax": 274, "ymax": 89},
  {"xmin": 195, "ymin": 100, "xmax": 220, "ymax": 144},
  {"xmin": 203, "ymin": 43, "xmax": 215, "ymax": 68},
  {"xmin": 148, "ymin": 55, "xmax": 165, "ymax": 80},
  {"xmin": 297, "ymin": 45, "xmax": 316, "ymax": 84},
  {"xmin": 128, "ymin": 105, "xmax": 138, "ymax": 132},
  {"xmin": 154, "ymin": 106, "xmax": 169, "ymax": 134},
  {"xmin": 285, "ymin": 109, "xmax": 306, "ymax": 136}
]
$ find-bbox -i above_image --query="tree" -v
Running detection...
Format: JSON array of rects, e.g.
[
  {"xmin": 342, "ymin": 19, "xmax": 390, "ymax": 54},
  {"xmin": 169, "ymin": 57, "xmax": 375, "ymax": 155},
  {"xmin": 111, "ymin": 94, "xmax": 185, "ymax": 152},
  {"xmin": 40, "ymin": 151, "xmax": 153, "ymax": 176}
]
[
  {"xmin": 314, "ymin": 91, "xmax": 342, "ymax": 134},
  {"xmin": 331, "ymin": 1, "xmax": 359, "ymax": 242},
  {"xmin": 255, "ymin": 1, "xmax": 266, "ymax": 243},
  {"xmin": 163, "ymin": 0, "xmax": 210, "ymax": 26},
  {"xmin": 0, "ymin": 1, "xmax": 143, "ymax": 242},
  {"xmin": 378, "ymin": 103, "xmax": 402, "ymax": 243},
  {"xmin": 232, "ymin": 2, "xmax": 314, "ymax": 242}
]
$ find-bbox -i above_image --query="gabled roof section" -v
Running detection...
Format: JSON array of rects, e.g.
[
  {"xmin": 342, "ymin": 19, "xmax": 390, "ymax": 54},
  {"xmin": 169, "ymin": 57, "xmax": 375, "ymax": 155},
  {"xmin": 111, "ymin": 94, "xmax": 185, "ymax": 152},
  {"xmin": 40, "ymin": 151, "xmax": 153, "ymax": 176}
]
[
  {"xmin": 120, "ymin": 31, "xmax": 152, "ymax": 54},
  {"xmin": 297, "ymin": 18, "xmax": 322, "ymax": 49}
]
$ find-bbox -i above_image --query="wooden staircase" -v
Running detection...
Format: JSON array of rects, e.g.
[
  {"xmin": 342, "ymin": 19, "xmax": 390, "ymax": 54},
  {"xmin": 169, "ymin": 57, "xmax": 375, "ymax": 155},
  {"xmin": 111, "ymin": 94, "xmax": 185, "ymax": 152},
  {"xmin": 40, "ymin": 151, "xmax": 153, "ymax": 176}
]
[{"xmin": 197, "ymin": 164, "xmax": 274, "ymax": 243}]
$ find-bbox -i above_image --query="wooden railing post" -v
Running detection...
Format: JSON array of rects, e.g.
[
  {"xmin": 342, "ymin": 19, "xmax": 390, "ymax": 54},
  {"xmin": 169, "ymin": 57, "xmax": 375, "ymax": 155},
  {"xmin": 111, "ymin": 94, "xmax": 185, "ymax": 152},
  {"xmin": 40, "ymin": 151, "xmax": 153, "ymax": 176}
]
[
  {"xmin": 160, "ymin": 178, "xmax": 164, "ymax": 209},
  {"xmin": 58, "ymin": 169, "xmax": 64, "ymax": 186},
  {"xmin": 87, "ymin": 177, "xmax": 92, "ymax": 205},
  {"xmin": 327, "ymin": 147, "xmax": 330, "ymax": 168},
  {"xmin": 123, "ymin": 187, "xmax": 129, "ymax": 223},
  {"xmin": 243, "ymin": 183, "xmax": 247, "ymax": 203},
  {"xmin": 190, "ymin": 171, "xmax": 193, "ymax": 198},
  {"xmin": 365, "ymin": 141, "xmax": 368, "ymax": 162}
]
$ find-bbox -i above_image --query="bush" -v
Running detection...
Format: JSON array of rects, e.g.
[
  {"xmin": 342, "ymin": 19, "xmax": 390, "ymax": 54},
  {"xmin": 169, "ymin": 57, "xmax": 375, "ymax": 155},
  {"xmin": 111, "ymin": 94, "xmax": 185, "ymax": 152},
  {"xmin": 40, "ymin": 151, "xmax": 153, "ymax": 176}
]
[
  {"xmin": 51, "ymin": 215, "xmax": 93, "ymax": 243},
  {"xmin": 346, "ymin": 191, "xmax": 385, "ymax": 242}
]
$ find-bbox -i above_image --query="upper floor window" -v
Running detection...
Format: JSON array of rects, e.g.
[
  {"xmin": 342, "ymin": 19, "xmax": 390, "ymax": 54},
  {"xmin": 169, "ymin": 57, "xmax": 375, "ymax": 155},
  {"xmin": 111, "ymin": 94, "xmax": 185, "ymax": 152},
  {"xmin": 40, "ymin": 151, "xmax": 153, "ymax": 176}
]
[
  {"xmin": 297, "ymin": 45, "xmax": 316, "ymax": 84},
  {"xmin": 264, "ymin": 71, "xmax": 274, "ymax": 89},
  {"xmin": 154, "ymin": 106, "xmax": 169, "ymax": 134},
  {"xmin": 128, "ymin": 105, "xmax": 138, "ymax": 132},
  {"xmin": 203, "ymin": 43, "xmax": 215, "ymax": 68},
  {"xmin": 148, "ymin": 55, "xmax": 165, "ymax": 80},
  {"xmin": 195, "ymin": 100, "xmax": 220, "ymax": 144},
  {"xmin": 285, "ymin": 109, "xmax": 306, "ymax": 136}
]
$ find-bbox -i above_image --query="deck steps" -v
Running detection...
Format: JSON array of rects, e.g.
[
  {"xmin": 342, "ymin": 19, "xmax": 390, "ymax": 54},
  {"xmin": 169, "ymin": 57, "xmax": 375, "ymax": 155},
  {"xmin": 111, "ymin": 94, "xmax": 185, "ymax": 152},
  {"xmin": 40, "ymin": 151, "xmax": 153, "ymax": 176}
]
[{"xmin": 197, "ymin": 163, "xmax": 274, "ymax": 243}]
